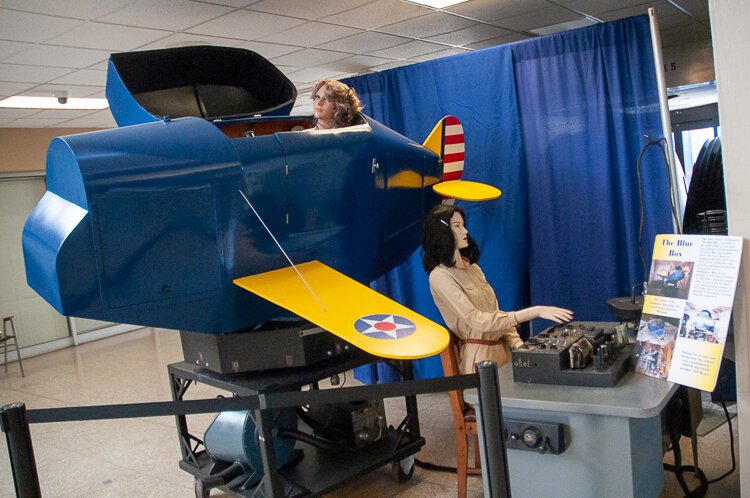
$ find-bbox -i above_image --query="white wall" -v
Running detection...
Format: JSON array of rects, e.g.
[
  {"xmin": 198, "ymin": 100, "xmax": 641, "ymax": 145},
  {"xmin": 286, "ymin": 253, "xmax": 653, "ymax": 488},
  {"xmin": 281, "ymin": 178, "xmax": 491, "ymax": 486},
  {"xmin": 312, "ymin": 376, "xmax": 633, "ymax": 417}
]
[
  {"xmin": 708, "ymin": 0, "xmax": 750, "ymax": 494},
  {"xmin": 0, "ymin": 177, "xmax": 69, "ymax": 348}
]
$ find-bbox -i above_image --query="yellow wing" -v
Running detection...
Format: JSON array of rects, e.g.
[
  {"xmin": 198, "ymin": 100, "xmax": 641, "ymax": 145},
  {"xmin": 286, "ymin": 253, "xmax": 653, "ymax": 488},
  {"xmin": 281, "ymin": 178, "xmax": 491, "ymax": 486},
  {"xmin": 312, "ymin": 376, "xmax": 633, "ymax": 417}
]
[{"xmin": 234, "ymin": 261, "xmax": 450, "ymax": 360}]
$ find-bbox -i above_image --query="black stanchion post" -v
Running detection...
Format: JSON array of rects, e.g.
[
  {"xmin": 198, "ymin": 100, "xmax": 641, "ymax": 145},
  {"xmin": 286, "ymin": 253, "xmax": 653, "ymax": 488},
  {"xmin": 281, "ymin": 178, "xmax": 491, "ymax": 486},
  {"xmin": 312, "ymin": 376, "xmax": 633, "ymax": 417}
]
[
  {"xmin": 475, "ymin": 361, "xmax": 511, "ymax": 498},
  {"xmin": 0, "ymin": 403, "xmax": 42, "ymax": 498}
]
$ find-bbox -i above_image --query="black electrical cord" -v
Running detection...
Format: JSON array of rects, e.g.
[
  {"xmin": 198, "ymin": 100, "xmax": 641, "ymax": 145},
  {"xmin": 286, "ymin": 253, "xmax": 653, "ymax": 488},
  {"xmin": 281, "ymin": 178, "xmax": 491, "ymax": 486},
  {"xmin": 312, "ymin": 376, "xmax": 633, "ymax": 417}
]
[
  {"xmin": 636, "ymin": 136, "xmax": 683, "ymax": 285},
  {"xmin": 705, "ymin": 401, "xmax": 736, "ymax": 485},
  {"xmin": 414, "ymin": 458, "xmax": 457, "ymax": 473},
  {"xmin": 663, "ymin": 399, "xmax": 737, "ymax": 496},
  {"xmin": 663, "ymin": 418, "xmax": 708, "ymax": 497},
  {"xmin": 277, "ymin": 428, "xmax": 339, "ymax": 451}
]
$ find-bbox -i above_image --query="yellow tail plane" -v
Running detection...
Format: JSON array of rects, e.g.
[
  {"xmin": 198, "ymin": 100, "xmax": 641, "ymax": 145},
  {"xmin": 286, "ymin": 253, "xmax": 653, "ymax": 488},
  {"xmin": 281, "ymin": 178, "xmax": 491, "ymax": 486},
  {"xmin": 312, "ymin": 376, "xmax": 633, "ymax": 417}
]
[{"xmin": 423, "ymin": 115, "xmax": 502, "ymax": 201}]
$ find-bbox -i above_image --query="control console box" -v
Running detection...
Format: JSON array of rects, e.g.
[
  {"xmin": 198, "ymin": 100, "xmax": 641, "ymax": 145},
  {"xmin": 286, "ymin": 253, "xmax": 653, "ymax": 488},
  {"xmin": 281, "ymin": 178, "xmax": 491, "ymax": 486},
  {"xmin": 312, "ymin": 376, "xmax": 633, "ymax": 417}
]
[{"xmin": 511, "ymin": 322, "xmax": 632, "ymax": 387}]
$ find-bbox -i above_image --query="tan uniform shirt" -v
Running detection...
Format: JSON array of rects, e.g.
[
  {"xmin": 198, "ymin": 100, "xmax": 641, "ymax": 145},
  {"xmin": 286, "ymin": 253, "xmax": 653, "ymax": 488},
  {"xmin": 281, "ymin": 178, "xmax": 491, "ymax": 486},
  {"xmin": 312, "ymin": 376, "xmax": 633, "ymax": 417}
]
[{"xmin": 429, "ymin": 260, "xmax": 524, "ymax": 375}]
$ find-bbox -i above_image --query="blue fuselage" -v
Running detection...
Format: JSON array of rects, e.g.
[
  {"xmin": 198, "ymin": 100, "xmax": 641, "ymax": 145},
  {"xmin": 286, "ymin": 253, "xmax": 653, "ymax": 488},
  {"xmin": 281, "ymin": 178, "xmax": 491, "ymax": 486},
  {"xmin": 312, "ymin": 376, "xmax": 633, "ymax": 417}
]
[{"xmin": 22, "ymin": 114, "xmax": 441, "ymax": 333}]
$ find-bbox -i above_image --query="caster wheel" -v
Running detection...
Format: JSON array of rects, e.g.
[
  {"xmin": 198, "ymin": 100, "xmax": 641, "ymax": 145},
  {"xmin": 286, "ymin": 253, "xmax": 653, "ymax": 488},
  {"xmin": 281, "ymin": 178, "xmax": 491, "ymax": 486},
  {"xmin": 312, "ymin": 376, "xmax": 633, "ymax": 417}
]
[{"xmin": 391, "ymin": 456, "xmax": 415, "ymax": 482}]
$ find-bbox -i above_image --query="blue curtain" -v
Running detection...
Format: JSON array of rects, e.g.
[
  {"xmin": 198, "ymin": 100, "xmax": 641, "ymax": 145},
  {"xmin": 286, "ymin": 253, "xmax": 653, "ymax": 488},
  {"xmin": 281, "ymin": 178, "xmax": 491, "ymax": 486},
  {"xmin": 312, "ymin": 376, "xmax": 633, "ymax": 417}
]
[
  {"xmin": 510, "ymin": 16, "xmax": 672, "ymax": 322},
  {"xmin": 345, "ymin": 15, "xmax": 671, "ymax": 383}
]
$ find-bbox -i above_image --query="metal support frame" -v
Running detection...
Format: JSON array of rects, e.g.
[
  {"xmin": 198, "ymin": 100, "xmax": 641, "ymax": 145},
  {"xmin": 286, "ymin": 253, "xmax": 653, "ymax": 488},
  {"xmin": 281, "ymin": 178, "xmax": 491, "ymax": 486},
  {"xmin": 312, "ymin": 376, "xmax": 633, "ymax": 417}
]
[
  {"xmin": 0, "ymin": 403, "xmax": 41, "ymax": 498},
  {"xmin": 2, "ymin": 359, "xmax": 508, "ymax": 497}
]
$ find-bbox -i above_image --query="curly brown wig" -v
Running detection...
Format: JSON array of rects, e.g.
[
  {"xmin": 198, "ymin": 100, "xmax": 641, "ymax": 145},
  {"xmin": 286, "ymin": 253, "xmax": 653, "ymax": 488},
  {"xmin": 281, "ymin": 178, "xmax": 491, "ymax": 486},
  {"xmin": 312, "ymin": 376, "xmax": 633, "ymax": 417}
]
[{"xmin": 312, "ymin": 79, "xmax": 364, "ymax": 128}]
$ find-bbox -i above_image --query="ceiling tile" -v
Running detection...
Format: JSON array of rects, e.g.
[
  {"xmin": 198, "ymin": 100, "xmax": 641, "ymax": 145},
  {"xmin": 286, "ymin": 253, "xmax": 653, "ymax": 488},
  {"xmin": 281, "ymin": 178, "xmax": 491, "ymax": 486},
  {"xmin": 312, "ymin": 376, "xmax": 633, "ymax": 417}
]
[
  {"xmin": 275, "ymin": 64, "xmax": 303, "ymax": 76},
  {"xmin": 594, "ymin": 1, "xmax": 673, "ymax": 19},
  {"xmin": 368, "ymin": 40, "xmax": 449, "ymax": 59},
  {"xmin": 5, "ymin": 46, "xmax": 111, "ymax": 68},
  {"xmin": 0, "ymin": 9, "xmax": 84, "ymax": 43},
  {"xmin": 0, "ymin": 40, "xmax": 33, "ymax": 61},
  {"xmin": 46, "ymin": 22, "xmax": 170, "ymax": 51},
  {"xmin": 198, "ymin": 0, "xmax": 255, "ymax": 7},
  {"xmin": 0, "ymin": 81, "xmax": 36, "ymax": 96},
  {"xmin": 6, "ymin": 117, "xmax": 68, "ymax": 127},
  {"xmin": 325, "ymin": 0, "xmax": 429, "ymax": 30},
  {"xmin": 368, "ymin": 59, "xmax": 416, "ymax": 72},
  {"xmin": 465, "ymin": 32, "xmax": 531, "ymax": 50},
  {"xmin": 318, "ymin": 31, "xmax": 410, "ymax": 54},
  {"xmin": 98, "ymin": 0, "xmax": 234, "ymax": 31},
  {"xmin": 88, "ymin": 60, "xmax": 110, "ymax": 71},
  {"xmin": 410, "ymin": 47, "xmax": 471, "ymax": 62},
  {"xmin": 286, "ymin": 67, "xmax": 345, "ymax": 85},
  {"xmin": 0, "ymin": 63, "xmax": 72, "ymax": 83},
  {"xmin": 247, "ymin": 0, "xmax": 373, "ymax": 20},
  {"xmin": 137, "ymin": 33, "xmax": 245, "ymax": 51},
  {"xmin": 84, "ymin": 89, "xmax": 106, "ymax": 98},
  {"xmin": 492, "ymin": 5, "xmax": 583, "ymax": 32},
  {"xmin": 0, "ymin": 0, "xmax": 133, "ymax": 20},
  {"xmin": 0, "ymin": 108, "xmax": 43, "ymax": 119},
  {"xmin": 272, "ymin": 48, "xmax": 350, "ymax": 67},
  {"xmin": 49, "ymin": 69, "xmax": 107, "ymax": 86},
  {"xmin": 379, "ymin": 11, "xmax": 477, "ymax": 38},
  {"xmin": 446, "ymin": 0, "xmax": 550, "ymax": 23},
  {"xmin": 561, "ymin": 0, "xmax": 655, "ymax": 17},
  {"xmin": 68, "ymin": 109, "xmax": 114, "ymax": 120},
  {"xmin": 187, "ymin": 10, "xmax": 306, "ymax": 39},
  {"xmin": 235, "ymin": 41, "xmax": 304, "ymax": 59},
  {"xmin": 426, "ymin": 23, "xmax": 511, "ymax": 46},
  {"xmin": 321, "ymin": 55, "xmax": 396, "ymax": 73},
  {"xmin": 20, "ymin": 84, "xmax": 104, "ymax": 98},
  {"xmin": 378, "ymin": 12, "xmax": 476, "ymax": 38},
  {"xmin": 257, "ymin": 21, "xmax": 362, "ymax": 47},
  {"xmin": 31, "ymin": 109, "xmax": 100, "ymax": 119},
  {"xmin": 596, "ymin": 3, "xmax": 698, "ymax": 30}
]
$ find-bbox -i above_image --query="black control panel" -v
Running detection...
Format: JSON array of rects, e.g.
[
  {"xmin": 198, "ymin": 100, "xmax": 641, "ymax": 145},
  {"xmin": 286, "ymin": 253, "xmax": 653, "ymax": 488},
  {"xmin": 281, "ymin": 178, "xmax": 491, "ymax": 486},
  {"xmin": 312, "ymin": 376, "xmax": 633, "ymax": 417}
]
[
  {"xmin": 503, "ymin": 419, "xmax": 565, "ymax": 455},
  {"xmin": 511, "ymin": 322, "xmax": 632, "ymax": 387}
]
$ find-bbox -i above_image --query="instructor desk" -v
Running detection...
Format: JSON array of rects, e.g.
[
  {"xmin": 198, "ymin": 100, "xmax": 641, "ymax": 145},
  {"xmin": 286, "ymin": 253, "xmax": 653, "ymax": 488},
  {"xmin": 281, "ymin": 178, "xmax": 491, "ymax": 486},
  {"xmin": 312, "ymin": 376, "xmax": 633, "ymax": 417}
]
[{"xmin": 464, "ymin": 363, "xmax": 679, "ymax": 498}]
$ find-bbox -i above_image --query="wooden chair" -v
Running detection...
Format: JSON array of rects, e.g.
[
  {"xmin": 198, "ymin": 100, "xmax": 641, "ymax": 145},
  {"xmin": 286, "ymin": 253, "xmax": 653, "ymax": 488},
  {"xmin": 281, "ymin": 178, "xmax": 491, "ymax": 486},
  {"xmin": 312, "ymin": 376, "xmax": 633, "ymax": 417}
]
[
  {"xmin": 2, "ymin": 316, "xmax": 25, "ymax": 377},
  {"xmin": 440, "ymin": 334, "xmax": 480, "ymax": 498}
]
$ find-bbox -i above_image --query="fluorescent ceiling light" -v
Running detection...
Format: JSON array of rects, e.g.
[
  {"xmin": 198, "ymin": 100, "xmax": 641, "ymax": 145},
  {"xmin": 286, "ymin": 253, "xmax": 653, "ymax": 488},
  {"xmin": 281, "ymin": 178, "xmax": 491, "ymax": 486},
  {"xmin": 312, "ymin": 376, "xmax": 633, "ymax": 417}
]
[
  {"xmin": 405, "ymin": 0, "xmax": 470, "ymax": 8},
  {"xmin": 0, "ymin": 96, "xmax": 109, "ymax": 110}
]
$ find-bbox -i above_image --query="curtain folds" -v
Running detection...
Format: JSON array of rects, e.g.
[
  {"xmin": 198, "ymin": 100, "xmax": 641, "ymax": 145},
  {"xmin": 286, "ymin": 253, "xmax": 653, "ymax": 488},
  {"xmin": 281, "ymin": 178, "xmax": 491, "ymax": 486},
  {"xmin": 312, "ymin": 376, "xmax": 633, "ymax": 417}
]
[{"xmin": 344, "ymin": 15, "xmax": 671, "ymax": 382}]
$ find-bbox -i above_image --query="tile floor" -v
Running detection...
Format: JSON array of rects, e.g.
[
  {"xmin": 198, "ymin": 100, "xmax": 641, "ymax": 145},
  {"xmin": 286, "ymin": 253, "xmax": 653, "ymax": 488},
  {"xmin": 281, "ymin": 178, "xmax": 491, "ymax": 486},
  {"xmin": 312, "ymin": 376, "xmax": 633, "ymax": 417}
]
[{"xmin": 0, "ymin": 328, "xmax": 740, "ymax": 497}]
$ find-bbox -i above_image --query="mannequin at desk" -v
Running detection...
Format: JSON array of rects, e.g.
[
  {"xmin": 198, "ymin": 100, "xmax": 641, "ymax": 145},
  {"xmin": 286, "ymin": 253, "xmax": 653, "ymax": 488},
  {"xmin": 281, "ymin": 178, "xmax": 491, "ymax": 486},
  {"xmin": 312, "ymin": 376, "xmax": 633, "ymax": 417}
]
[{"xmin": 421, "ymin": 204, "xmax": 573, "ymax": 375}]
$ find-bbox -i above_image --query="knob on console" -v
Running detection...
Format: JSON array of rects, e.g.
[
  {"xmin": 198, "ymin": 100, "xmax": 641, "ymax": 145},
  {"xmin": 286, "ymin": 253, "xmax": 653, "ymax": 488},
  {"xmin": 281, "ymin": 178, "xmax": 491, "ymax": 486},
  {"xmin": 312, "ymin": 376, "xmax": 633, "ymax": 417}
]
[{"xmin": 521, "ymin": 426, "xmax": 543, "ymax": 448}]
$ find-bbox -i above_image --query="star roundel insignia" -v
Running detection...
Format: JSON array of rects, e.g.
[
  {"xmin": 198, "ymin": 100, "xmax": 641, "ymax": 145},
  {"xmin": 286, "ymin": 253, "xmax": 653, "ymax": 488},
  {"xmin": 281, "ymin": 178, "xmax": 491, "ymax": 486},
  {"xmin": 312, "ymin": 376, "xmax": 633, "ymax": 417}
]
[{"xmin": 353, "ymin": 314, "xmax": 416, "ymax": 340}]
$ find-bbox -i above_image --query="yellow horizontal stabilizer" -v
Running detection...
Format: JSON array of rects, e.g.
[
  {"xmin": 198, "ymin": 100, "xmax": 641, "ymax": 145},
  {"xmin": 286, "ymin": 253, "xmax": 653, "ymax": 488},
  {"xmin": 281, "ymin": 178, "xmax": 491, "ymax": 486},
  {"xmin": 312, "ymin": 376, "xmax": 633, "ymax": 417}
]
[
  {"xmin": 233, "ymin": 261, "xmax": 449, "ymax": 360},
  {"xmin": 433, "ymin": 179, "xmax": 501, "ymax": 201}
]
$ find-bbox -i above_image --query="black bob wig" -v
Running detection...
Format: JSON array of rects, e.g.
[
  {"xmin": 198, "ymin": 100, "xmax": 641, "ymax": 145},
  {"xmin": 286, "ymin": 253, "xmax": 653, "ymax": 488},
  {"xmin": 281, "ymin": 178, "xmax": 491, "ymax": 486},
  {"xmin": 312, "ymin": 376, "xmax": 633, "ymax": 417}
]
[{"xmin": 421, "ymin": 204, "xmax": 480, "ymax": 274}]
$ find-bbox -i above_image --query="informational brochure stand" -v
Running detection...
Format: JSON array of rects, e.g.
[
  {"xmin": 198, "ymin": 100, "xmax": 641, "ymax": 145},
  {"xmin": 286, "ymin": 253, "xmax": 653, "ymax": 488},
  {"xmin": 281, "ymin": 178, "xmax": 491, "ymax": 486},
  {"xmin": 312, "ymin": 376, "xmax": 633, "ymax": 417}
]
[{"xmin": 634, "ymin": 234, "xmax": 743, "ymax": 391}]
